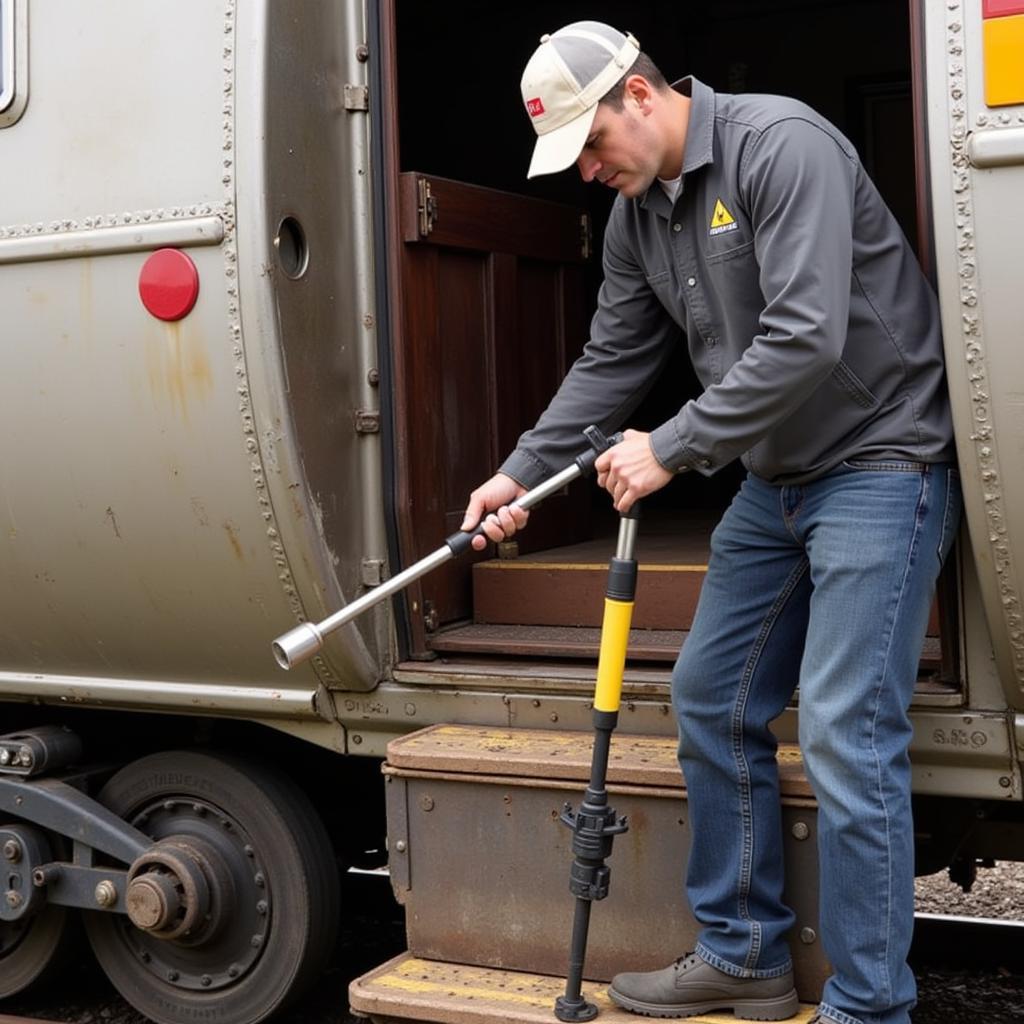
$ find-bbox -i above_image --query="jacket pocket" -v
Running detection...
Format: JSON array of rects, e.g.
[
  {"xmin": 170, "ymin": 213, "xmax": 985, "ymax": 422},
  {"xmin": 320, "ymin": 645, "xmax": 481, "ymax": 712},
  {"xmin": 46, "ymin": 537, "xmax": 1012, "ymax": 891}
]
[
  {"xmin": 704, "ymin": 238, "xmax": 755, "ymax": 265},
  {"xmin": 829, "ymin": 360, "xmax": 879, "ymax": 410}
]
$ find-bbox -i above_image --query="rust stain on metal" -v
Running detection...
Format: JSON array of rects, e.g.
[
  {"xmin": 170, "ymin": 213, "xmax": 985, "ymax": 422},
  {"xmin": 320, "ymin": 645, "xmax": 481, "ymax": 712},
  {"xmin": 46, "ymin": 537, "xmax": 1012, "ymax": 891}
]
[
  {"xmin": 223, "ymin": 520, "xmax": 244, "ymax": 560},
  {"xmin": 145, "ymin": 321, "xmax": 213, "ymax": 418}
]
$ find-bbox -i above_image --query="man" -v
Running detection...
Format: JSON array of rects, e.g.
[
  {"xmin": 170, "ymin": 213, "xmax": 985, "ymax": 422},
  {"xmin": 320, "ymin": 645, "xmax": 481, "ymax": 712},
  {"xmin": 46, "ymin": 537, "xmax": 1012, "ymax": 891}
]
[{"xmin": 462, "ymin": 20, "xmax": 960, "ymax": 1024}]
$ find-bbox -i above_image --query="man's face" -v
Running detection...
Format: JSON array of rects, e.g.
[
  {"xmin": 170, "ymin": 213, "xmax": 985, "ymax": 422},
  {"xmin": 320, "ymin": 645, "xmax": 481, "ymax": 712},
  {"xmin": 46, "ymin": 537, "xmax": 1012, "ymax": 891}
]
[{"xmin": 575, "ymin": 99, "xmax": 663, "ymax": 198}]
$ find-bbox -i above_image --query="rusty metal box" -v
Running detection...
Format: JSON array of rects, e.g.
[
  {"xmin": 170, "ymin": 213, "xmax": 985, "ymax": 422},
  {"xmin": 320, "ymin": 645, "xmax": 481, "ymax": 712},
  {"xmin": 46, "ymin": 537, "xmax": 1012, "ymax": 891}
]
[{"xmin": 384, "ymin": 725, "xmax": 829, "ymax": 1002}]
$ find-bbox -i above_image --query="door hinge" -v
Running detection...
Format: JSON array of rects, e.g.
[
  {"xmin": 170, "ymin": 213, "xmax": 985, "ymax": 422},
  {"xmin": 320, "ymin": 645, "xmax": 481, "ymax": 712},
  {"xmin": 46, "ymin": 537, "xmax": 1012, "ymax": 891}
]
[
  {"xmin": 344, "ymin": 84, "xmax": 369, "ymax": 112},
  {"xmin": 580, "ymin": 213, "xmax": 593, "ymax": 260},
  {"xmin": 417, "ymin": 177, "xmax": 439, "ymax": 236},
  {"xmin": 354, "ymin": 409, "xmax": 380, "ymax": 434},
  {"xmin": 361, "ymin": 558, "xmax": 385, "ymax": 587}
]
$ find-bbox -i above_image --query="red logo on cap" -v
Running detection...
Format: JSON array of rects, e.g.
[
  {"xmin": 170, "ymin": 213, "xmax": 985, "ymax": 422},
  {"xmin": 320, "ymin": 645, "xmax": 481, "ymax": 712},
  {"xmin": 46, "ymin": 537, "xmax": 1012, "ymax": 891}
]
[{"xmin": 526, "ymin": 97, "xmax": 545, "ymax": 117}]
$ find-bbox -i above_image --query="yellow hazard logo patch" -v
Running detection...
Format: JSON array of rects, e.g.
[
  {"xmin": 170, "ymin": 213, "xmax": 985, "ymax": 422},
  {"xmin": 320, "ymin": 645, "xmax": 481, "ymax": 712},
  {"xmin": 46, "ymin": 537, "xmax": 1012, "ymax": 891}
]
[{"xmin": 709, "ymin": 198, "xmax": 738, "ymax": 236}]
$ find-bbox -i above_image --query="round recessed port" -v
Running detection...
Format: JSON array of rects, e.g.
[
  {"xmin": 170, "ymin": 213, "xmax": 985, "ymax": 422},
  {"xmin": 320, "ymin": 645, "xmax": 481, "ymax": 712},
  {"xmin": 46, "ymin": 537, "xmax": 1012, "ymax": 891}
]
[{"xmin": 274, "ymin": 216, "xmax": 309, "ymax": 279}]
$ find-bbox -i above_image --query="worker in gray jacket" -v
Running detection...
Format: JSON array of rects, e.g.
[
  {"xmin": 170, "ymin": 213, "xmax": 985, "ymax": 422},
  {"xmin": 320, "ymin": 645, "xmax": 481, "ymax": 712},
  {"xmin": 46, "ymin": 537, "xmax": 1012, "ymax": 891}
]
[{"xmin": 462, "ymin": 21, "xmax": 960, "ymax": 1024}]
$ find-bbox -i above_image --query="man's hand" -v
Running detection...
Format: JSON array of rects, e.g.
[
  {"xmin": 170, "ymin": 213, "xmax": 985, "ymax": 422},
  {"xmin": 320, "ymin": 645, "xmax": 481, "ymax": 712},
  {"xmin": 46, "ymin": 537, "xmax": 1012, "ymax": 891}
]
[
  {"xmin": 595, "ymin": 429, "xmax": 673, "ymax": 513},
  {"xmin": 461, "ymin": 472, "xmax": 530, "ymax": 551}
]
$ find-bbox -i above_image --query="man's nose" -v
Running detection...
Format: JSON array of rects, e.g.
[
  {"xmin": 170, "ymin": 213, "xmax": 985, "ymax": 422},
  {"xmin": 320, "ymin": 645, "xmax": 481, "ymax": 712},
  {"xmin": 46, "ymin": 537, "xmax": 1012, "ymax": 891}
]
[{"xmin": 577, "ymin": 152, "xmax": 601, "ymax": 182}]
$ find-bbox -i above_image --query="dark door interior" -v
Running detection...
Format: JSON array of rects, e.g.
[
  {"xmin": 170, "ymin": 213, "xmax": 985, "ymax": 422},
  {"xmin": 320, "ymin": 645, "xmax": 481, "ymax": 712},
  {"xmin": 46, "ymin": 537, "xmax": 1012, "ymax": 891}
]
[{"xmin": 381, "ymin": 0, "xmax": 951, "ymax": 686}]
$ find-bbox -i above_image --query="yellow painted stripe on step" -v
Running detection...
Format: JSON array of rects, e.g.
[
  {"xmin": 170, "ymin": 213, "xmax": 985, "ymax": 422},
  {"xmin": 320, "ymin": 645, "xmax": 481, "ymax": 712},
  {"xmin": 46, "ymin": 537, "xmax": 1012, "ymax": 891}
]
[
  {"xmin": 374, "ymin": 971, "xmax": 550, "ymax": 1006},
  {"xmin": 360, "ymin": 957, "xmax": 820, "ymax": 1023},
  {"xmin": 476, "ymin": 562, "xmax": 708, "ymax": 571}
]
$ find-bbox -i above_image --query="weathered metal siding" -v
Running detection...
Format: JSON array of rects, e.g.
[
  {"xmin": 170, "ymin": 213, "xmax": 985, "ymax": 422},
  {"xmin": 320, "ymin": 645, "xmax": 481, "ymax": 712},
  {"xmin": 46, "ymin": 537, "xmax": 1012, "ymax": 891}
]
[
  {"xmin": 0, "ymin": 0, "xmax": 384, "ymax": 716},
  {"xmin": 924, "ymin": 0, "xmax": 1024, "ymax": 712}
]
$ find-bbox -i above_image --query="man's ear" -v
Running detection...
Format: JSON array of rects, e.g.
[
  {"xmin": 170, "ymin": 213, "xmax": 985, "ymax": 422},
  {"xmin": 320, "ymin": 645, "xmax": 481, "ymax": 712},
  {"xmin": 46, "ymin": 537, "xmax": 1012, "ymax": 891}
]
[{"xmin": 624, "ymin": 74, "xmax": 655, "ymax": 113}]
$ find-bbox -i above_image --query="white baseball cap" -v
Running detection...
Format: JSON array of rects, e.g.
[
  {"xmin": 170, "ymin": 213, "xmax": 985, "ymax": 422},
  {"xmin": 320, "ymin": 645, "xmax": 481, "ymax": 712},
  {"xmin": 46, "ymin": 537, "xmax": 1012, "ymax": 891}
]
[{"xmin": 521, "ymin": 22, "xmax": 641, "ymax": 179}]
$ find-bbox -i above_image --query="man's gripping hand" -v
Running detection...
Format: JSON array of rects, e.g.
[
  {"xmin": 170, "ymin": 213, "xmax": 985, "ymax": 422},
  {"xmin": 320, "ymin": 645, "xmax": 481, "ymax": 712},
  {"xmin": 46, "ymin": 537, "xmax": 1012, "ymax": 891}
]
[
  {"xmin": 595, "ymin": 429, "xmax": 673, "ymax": 514},
  {"xmin": 461, "ymin": 472, "xmax": 530, "ymax": 552}
]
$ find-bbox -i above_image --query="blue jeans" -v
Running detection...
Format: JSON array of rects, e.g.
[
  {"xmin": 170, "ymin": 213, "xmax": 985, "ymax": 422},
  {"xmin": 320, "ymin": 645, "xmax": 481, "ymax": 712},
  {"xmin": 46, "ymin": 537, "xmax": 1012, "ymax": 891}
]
[{"xmin": 672, "ymin": 461, "xmax": 961, "ymax": 1024}]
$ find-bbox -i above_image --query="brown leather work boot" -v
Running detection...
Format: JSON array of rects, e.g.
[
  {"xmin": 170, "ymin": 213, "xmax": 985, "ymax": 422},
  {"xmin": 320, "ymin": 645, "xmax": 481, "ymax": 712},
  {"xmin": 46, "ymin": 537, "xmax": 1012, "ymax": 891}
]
[{"xmin": 608, "ymin": 951, "xmax": 800, "ymax": 1020}]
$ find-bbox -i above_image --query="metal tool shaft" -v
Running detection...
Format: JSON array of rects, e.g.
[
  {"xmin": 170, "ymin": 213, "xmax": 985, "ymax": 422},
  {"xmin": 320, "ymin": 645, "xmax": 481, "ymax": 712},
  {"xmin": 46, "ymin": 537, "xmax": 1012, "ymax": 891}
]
[{"xmin": 272, "ymin": 441, "xmax": 613, "ymax": 670}]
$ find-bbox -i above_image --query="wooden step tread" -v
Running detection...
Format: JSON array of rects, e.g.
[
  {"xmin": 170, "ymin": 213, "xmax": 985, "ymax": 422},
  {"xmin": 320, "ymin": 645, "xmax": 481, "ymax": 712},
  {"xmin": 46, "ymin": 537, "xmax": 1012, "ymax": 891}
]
[
  {"xmin": 428, "ymin": 623, "xmax": 688, "ymax": 661},
  {"xmin": 385, "ymin": 724, "xmax": 811, "ymax": 798},
  {"xmin": 348, "ymin": 953, "xmax": 819, "ymax": 1024},
  {"xmin": 428, "ymin": 623, "xmax": 945, "ymax": 673}
]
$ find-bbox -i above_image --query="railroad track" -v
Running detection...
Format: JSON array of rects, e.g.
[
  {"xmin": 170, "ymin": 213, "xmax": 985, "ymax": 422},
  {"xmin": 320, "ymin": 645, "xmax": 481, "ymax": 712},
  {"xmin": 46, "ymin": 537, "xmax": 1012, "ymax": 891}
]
[{"xmin": 911, "ymin": 913, "xmax": 1024, "ymax": 972}]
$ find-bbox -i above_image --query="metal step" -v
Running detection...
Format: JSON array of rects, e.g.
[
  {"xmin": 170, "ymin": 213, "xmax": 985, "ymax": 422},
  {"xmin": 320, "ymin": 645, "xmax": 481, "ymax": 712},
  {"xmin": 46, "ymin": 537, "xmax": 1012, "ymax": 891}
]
[
  {"xmin": 348, "ymin": 953, "xmax": 819, "ymax": 1024},
  {"xmin": 383, "ymin": 726, "xmax": 828, "ymax": 1001}
]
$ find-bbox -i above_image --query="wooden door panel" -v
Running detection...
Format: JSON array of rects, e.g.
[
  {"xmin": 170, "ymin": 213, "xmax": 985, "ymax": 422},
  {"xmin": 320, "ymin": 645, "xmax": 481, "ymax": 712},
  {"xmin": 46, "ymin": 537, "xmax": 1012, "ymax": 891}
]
[{"xmin": 395, "ymin": 173, "xmax": 591, "ymax": 644}]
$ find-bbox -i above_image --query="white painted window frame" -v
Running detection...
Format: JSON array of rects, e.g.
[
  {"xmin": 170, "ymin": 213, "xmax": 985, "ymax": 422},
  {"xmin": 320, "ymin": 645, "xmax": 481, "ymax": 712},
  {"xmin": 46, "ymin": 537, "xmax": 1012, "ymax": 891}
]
[{"xmin": 0, "ymin": 0, "xmax": 28, "ymax": 127}]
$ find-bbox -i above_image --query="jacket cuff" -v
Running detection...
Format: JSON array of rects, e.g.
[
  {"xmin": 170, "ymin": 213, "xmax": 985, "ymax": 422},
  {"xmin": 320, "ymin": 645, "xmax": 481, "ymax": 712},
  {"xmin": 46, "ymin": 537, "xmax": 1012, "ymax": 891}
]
[
  {"xmin": 498, "ymin": 448, "xmax": 552, "ymax": 490},
  {"xmin": 650, "ymin": 421, "xmax": 712, "ymax": 476}
]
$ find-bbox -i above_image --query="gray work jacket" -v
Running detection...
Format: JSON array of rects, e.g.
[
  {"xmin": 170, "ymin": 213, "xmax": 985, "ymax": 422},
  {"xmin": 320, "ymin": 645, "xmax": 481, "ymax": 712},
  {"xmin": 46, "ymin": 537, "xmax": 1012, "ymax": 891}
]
[{"xmin": 500, "ymin": 77, "xmax": 954, "ymax": 488}]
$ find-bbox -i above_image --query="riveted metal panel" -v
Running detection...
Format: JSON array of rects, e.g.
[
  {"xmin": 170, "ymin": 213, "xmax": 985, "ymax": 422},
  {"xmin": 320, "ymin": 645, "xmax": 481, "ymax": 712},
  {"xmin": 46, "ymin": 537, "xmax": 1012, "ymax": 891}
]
[
  {"xmin": 922, "ymin": 0, "xmax": 1024, "ymax": 708},
  {"xmin": 0, "ymin": 0, "xmax": 383, "ymax": 719}
]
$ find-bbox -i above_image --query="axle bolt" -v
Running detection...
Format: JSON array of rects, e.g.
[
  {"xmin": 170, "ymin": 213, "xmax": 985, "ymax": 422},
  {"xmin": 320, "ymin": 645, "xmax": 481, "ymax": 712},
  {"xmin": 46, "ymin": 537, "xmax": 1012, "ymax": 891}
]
[
  {"xmin": 3, "ymin": 839, "xmax": 21, "ymax": 863},
  {"xmin": 95, "ymin": 880, "xmax": 118, "ymax": 908},
  {"xmin": 5, "ymin": 890, "xmax": 22, "ymax": 909}
]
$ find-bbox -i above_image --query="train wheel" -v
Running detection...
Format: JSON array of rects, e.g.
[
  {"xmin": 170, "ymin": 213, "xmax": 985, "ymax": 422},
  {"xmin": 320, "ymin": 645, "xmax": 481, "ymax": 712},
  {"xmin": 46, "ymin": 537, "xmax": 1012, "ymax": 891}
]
[
  {"xmin": 0, "ymin": 906, "xmax": 69, "ymax": 998},
  {"xmin": 83, "ymin": 750, "xmax": 340, "ymax": 1024}
]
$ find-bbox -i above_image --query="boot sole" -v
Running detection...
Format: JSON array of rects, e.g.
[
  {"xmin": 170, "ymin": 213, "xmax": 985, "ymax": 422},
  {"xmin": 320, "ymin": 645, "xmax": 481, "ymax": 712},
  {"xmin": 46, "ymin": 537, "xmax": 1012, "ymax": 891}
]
[{"xmin": 606, "ymin": 985, "xmax": 800, "ymax": 1021}]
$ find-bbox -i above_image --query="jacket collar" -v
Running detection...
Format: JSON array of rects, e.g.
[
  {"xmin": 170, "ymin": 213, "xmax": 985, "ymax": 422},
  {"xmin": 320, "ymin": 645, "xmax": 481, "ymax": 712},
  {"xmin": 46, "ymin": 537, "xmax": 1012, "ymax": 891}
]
[{"xmin": 639, "ymin": 75, "xmax": 715, "ymax": 215}]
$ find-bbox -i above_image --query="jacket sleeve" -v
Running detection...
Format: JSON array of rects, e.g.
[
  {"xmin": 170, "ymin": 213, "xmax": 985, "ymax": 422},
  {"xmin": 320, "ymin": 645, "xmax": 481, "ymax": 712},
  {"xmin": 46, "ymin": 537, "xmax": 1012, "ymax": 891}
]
[
  {"xmin": 648, "ymin": 117, "xmax": 857, "ymax": 475},
  {"xmin": 499, "ymin": 203, "xmax": 683, "ymax": 488}
]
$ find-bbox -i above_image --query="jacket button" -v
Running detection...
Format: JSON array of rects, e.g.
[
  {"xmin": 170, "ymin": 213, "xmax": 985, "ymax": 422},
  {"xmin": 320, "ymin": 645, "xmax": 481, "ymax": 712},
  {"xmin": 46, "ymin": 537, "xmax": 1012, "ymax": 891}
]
[
  {"xmin": 687, "ymin": 277, "xmax": 697, "ymax": 287},
  {"xmin": 673, "ymin": 223, "xmax": 682, "ymax": 232},
  {"xmin": 699, "ymin": 458, "xmax": 712, "ymax": 468}
]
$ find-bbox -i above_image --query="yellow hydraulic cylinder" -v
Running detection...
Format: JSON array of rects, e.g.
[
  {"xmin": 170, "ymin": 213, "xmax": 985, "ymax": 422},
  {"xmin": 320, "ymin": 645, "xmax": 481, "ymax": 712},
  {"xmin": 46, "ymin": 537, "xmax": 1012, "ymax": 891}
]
[{"xmin": 593, "ymin": 598, "xmax": 634, "ymax": 714}]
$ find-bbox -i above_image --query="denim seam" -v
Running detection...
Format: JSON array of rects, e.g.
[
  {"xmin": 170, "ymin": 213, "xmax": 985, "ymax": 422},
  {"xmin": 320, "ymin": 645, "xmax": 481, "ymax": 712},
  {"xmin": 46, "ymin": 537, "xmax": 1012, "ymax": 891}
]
[
  {"xmin": 865, "ymin": 467, "xmax": 930, "ymax": 1011},
  {"xmin": 696, "ymin": 942, "xmax": 792, "ymax": 980},
  {"xmin": 818, "ymin": 1001, "xmax": 865, "ymax": 1024},
  {"xmin": 937, "ymin": 467, "xmax": 959, "ymax": 564},
  {"xmin": 731, "ymin": 555, "xmax": 809, "ymax": 971}
]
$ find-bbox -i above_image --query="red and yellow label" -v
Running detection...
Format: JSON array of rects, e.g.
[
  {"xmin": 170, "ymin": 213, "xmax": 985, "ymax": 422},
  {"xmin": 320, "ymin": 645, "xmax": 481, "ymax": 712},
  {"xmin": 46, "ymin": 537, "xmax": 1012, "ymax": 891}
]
[{"xmin": 983, "ymin": 14, "xmax": 1024, "ymax": 107}]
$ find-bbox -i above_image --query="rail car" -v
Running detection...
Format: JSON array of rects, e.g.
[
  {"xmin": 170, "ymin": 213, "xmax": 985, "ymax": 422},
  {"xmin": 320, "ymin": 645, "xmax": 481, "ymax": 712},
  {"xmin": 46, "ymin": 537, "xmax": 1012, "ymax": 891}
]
[{"xmin": 1, "ymin": 1, "xmax": 1022, "ymax": 1022}]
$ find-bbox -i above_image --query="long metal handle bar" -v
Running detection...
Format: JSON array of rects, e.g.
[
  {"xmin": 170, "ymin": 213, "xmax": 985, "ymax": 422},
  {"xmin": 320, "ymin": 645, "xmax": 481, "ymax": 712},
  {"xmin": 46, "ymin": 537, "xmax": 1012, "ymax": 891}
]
[
  {"xmin": 555, "ymin": 508, "xmax": 639, "ymax": 1022},
  {"xmin": 272, "ymin": 428, "xmax": 621, "ymax": 670}
]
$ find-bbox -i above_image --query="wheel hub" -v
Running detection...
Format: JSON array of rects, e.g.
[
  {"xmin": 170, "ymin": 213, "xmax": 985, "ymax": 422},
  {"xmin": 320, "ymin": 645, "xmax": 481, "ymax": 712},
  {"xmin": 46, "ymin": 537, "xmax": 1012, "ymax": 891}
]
[
  {"xmin": 126, "ymin": 838, "xmax": 221, "ymax": 940},
  {"xmin": 117, "ymin": 798, "xmax": 268, "ymax": 992}
]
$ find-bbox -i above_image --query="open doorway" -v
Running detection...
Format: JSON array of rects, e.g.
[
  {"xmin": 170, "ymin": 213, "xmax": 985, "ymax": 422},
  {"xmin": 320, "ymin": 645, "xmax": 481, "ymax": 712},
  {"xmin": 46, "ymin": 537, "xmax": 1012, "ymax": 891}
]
[{"xmin": 379, "ymin": 0, "xmax": 949, "ymax": 688}]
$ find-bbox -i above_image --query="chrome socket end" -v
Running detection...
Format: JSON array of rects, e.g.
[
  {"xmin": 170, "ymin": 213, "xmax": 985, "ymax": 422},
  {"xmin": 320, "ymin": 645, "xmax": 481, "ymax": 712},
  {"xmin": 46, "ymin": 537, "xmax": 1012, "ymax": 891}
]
[{"xmin": 272, "ymin": 622, "xmax": 324, "ymax": 670}]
